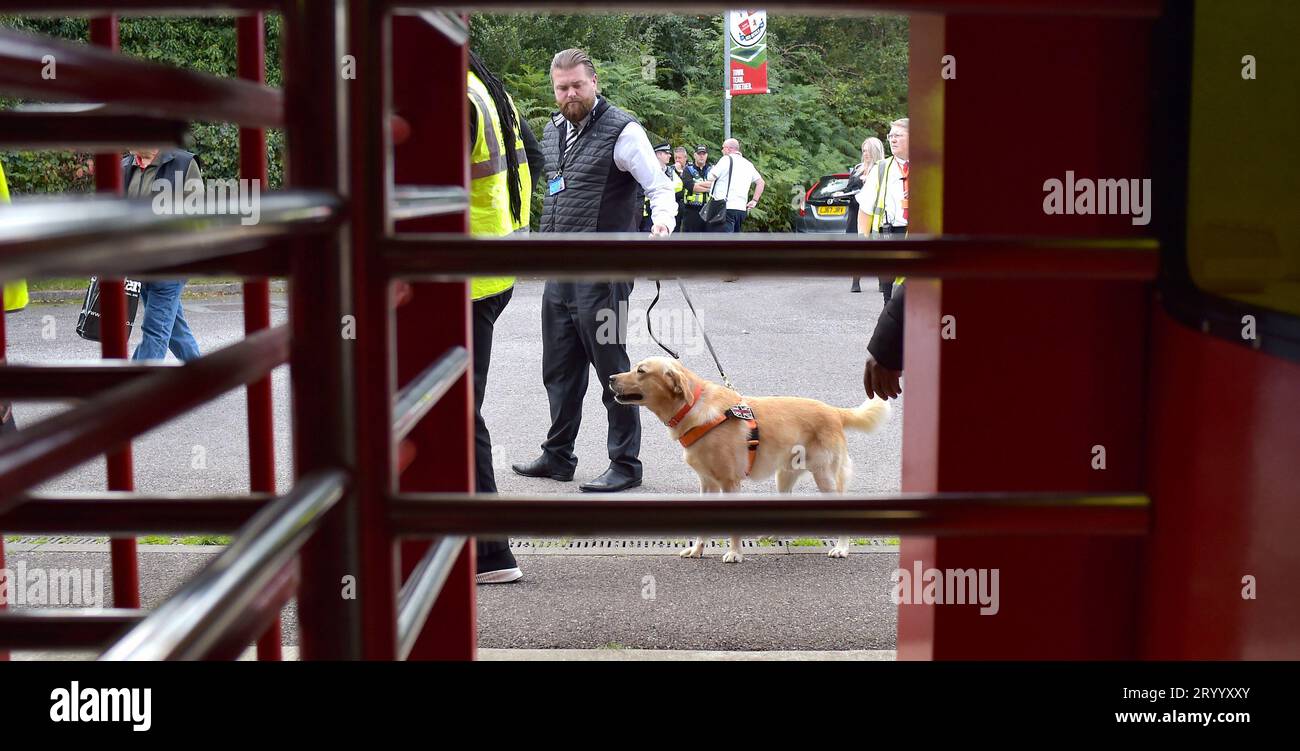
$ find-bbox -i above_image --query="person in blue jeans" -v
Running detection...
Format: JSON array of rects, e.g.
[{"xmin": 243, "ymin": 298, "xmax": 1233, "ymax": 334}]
[
  {"xmin": 123, "ymin": 148, "xmax": 205, "ymax": 363},
  {"xmin": 133, "ymin": 280, "xmax": 200, "ymax": 362}
]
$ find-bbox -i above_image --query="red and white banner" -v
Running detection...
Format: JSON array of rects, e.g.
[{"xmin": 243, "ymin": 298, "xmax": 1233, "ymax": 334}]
[{"xmin": 728, "ymin": 10, "xmax": 768, "ymax": 96}]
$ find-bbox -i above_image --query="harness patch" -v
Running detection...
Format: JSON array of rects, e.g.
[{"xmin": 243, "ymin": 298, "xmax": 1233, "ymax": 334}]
[{"xmin": 728, "ymin": 404, "xmax": 755, "ymax": 421}]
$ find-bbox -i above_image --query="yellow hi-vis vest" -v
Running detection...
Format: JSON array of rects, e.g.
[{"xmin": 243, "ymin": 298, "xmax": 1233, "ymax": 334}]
[
  {"xmin": 644, "ymin": 164, "xmax": 683, "ymax": 217},
  {"xmin": 0, "ymin": 161, "xmax": 29, "ymax": 312},
  {"xmin": 684, "ymin": 163, "xmax": 709, "ymax": 205},
  {"xmin": 468, "ymin": 71, "xmax": 530, "ymax": 301},
  {"xmin": 868, "ymin": 156, "xmax": 906, "ymax": 288}
]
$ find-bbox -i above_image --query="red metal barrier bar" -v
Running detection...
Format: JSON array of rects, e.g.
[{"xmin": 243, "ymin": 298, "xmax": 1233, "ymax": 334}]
[
  {"xmin": 237, "ymin": 10, "xmax": 282, "ymax": 663},
  {"xmin": 0, "ymin": 191, "xmax": 341, "ymax": 280},
  {"xmin": 390, "ymin": 11, "xmax": 477, "ymax": 662},
  {"xmin": 403, "ymin": 9, "xmax": 467, "ymax": 46},
  {"xmin": 389, "ymin": 492, "xmax": 1151, "ymax": 537},
  {"xmin": 350, "ymin": 0, "xmax": 402, "ymax": 662},
  {"xmin": 0, "ymin": 326, "xmax": 290, "ymax": 507},
  {"xmin": 85, "ymin": 13, "xmax": 141, "ymax": 614},
  {"xmin": 100, "ymin": 470, "xmax": 344, "ymax": 660},
  {"xmin": 0, "ymin": 361, "xmax": 170, "ymax": 400},
  {"xmin": 0, "ymin": 109, "xmax": 187, "ymax": 151},
  {"xmin": 0, "ymin": 495, "xmax": 271, "ymax": 534},
  {"xmin": 0, "ymin": 248, "xmax": 7, "ymax": 660},
  {"xmin": 391, "ymin": 346, "xmax": 469, "ymax": 443},
  {"xmin": 283, "ymin": 0, "xmax": 363, "ymax": 661},
  {"xmin": 383, "ymin": 234, "xmax": 1160, "ymax": 280},
  {"xmin": 0, "ymin": 610, "xmax": 143, "ymax": 651},
  {"xmin": 396, "ymin": 535, "xmax": 466, "ymax": 660},
  {"xmin": 381, "ymin": 0, "xmax": 1159, "ymax": 17},
  {"xmin": 140, "ymin": 241, "xmax": 292, "ymax": 279},
  {"xmin": 390, "ymin": 186, "xmax": 469, "ymax": 221},
  {"xmin": 0, "ymin": 27, "xmax": 283, "ymax": 127},
  {"xmin": 0, "ymin": 1, "xmax": 280, "ymax": 12},
  {"xmin": 203, "ymin": 562, "xmax": 297, "ymax": 661}
]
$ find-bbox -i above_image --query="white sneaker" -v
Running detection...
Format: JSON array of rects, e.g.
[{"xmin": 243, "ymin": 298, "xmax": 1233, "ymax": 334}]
[{"xmin": 475, "ymin": 567, "xmax": 523, "ymax": 585}]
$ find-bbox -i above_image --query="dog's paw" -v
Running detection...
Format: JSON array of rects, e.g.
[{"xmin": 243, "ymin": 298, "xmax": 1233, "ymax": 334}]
[
  {"xmin": 828, "ymin": 546, "xmax": 850, "ymax": 559},
  {"xmin": 722, "ymin": 550, "xmax": 744, "ymax": 564},
  {"xmin": 679, "ymin": 546, "xmax": 703, "ymax": 559}
]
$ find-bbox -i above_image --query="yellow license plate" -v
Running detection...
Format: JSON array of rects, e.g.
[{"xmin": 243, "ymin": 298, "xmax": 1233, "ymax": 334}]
[{"xmin": 816, "ymin": 206, "xmax": 847, "ymax": 216}]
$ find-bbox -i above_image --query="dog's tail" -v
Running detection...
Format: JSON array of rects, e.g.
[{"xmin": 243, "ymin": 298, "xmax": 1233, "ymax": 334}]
[{"xmin": 838, "ymin": 398, "xmax": 891, "ymax": 434}]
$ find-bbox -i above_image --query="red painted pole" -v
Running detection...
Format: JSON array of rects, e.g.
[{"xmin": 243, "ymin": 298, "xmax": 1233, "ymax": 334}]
[
  {"xmin": 347, "ymin": 0, "xmax": 401, "ymax": 660},
  {"xmin": 90, "ymin": 15, "xmax": 140, "ymax": 612},
  {"xmin": 284, "ymin": 0, "xmax": 363, "ymax": 660},
  {"xmin": 238, "ymin": 12, "xmax": 283, "ymax": 662},
  {"xmin": 0, "ymin": 304, "xmax": 7, "ymax": 661},
  {"xmin": 390, "ymin": 13, "xmax": 476, "ymax": 661}
]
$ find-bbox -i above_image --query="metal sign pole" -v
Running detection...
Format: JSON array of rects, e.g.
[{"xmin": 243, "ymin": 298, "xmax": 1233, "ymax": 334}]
[{"xmin": 723, "ymin": 10, "xmax": 732, "ymax": 140}]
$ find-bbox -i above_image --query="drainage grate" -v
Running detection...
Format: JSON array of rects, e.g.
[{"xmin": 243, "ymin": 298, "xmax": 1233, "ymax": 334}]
[
  {"xmin": 508, "ymin": 537, "xmax": 899, "ymax": 555},
  {"xmin": 4, "ymin": 535, "xmax": 109, "ymax": 546}
]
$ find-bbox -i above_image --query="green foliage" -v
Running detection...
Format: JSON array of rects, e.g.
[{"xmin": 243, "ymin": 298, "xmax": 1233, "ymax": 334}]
[
  {"xmin": 474, "ymin": 12, "xmax": 908, "ymax": 231},
  {"xmin": 1, "ymin": 13, "xmax": 906, "ymax": 232},
  {"xmin": 0, "ymin": 15, "xmax": 284, "ymax": 194}
]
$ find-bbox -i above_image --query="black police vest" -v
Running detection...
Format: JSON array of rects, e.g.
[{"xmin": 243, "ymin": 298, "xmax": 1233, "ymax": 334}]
[{"xmin": 540, "ymin": 98, "xmax": 641, "ymax": 232}]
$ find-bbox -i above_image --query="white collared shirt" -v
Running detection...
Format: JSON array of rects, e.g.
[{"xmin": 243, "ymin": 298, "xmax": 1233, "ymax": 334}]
[
  {"xmin": 706, "ymin": 153, "xmax": 761, "ymax": 211},
  {"xmin": 564, "ymin": 98, "xmax": 677, "ymax": 231}
]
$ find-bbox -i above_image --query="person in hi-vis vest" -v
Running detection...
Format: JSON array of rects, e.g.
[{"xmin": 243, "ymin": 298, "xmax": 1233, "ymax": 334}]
[
  {"xmin": 855, "ymin": 118, "xmax": 909, "ymax": 305},
  {"xmin": 467, "ymin": 50, "xmax": 544, "ymax": 584},
  {"xmin": 0, "ymin": 160, "xmax": 28, "ymax": 432}
]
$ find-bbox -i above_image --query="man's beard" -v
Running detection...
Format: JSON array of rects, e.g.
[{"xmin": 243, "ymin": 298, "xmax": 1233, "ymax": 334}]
[{"xmin": 560, "ymin": 94, "xmax": 596, "ymax": 124}]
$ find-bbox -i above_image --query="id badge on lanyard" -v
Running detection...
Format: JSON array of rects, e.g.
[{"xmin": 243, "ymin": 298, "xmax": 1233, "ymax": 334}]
[{"xmin": 548, "ymin": 173, "xmax": 566, "ymax": 196}]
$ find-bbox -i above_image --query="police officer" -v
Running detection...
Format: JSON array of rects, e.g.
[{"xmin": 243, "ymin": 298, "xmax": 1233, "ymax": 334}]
[
  {"xmin": 641, "ymin": 142, "xmax": 682, "ymax": 232},
  {"xmin": 679, "ymin": 144, "xmax": 713, "ymax": 232}
]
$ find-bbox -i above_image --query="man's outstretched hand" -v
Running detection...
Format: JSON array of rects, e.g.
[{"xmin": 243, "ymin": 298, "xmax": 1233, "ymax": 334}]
[{"xmin": 863, "ymin": 354, "xmax": 902, "ymax": 400}]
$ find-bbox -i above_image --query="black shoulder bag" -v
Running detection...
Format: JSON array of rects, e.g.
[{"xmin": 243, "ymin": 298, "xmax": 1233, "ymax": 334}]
[{"xmin": 699, "ymin": 156, "xmax": 733, "ymax": 230}]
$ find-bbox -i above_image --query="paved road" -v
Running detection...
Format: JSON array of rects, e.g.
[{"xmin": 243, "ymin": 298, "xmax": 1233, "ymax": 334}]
[{"xmin": 4, "ymin": 276, "xmax": 905, "ymax": 651}]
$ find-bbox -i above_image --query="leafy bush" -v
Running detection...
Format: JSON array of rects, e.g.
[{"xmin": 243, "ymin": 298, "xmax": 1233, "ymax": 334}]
[{"xmin": 2, "ymin": 13, "xmax": 907, "ymax": 232}]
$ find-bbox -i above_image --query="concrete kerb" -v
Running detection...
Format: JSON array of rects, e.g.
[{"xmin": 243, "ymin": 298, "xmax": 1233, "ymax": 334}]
[
  {"xmin": 28, "ymin": 279, "xmax": 288, "ymax": 305},
  {"xmin": 4, "ymin": 539, "xmax": 901, "ymax": 555}
]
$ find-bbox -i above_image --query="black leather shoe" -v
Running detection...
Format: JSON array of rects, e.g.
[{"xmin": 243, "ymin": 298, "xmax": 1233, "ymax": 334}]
[
  {"xmin": 511, "ymin": 455, "xmax": 574, "ymax": 481},
  {"xmin": 579, "ymin": 467, "xmax": 642, "ymax": 493}
]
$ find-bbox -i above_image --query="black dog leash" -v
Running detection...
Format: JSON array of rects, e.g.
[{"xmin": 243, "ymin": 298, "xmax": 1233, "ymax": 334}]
[{"xmin": 646, "ymin": 279, "xmax": 736, "ymax": 391}]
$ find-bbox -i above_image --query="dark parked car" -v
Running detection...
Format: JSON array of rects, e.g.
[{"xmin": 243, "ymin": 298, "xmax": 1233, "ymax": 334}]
[{"xmin": 789, "ymin": 173, "xmax": 857, "ymax": 233}]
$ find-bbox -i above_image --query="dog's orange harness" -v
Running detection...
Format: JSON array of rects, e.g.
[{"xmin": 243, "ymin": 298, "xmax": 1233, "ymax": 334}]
[{"xmin": 668, "ymin": 383, "xmax": 761, "ymax": 476}]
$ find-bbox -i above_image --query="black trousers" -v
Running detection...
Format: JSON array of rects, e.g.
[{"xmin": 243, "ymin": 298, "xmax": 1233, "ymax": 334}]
[
  {"xmin": 878, "ymin": 224, "xmax": 908, "ymax": 305},
  {"xmin": 681, "ymin": 201, "xmax": 705, "ymax": 232},
  {"xmin": 539, "ymin": 280, "xmax": 641, "ymax": 479},
  {"xmin": 880, "ymin": 277, "xmax": 894, "ymax": 304},
  {"xmin": 472, "ymin": 287, "xmax": 513, "ymax": 559}
]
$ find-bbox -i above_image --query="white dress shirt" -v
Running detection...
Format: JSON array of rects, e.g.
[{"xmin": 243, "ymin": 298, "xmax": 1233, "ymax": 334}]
[
  {"xmin": 706, "ymin": 153, "xmax": 761, "ymax": 211},
  {"xmin": 566, "ymin": 98, "xmax": 677, "ymax": 231}
]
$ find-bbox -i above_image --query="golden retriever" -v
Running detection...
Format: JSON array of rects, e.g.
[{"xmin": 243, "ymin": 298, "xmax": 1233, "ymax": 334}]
[{"xmin": 610, "ymin": 356, "xmax": 890, "ymax": 563}]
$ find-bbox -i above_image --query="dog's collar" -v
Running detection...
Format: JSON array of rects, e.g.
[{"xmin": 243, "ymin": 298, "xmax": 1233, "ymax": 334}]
[{"xmin": 667, "ymin": 383, "xmax": 705, "ymax": 428}]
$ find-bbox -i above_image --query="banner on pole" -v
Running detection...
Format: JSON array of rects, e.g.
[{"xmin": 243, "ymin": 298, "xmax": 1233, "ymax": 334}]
[{"xmin": 728, "ymin": 10, "xmax": 768, "ymax": 95}]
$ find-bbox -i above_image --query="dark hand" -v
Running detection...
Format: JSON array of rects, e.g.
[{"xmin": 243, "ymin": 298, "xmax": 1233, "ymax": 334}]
[{"xmin": 863, "ymin": 355, "xmax": 902, "ymax": 400}]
